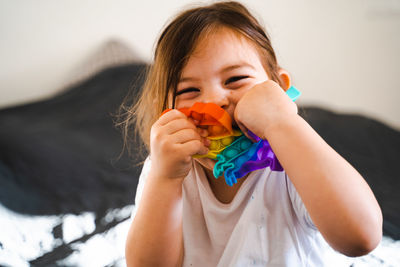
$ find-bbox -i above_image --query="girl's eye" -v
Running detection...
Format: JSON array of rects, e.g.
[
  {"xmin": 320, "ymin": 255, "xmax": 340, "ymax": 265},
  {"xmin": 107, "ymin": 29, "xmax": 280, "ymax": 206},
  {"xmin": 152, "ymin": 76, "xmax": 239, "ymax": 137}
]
[
  {"xmin": 175, "ymin": 87, "xmax": 200, "ymax": 96},
  {"xmin": 225, "ymin": 75, "xmax": 249, "ymax": 85}
]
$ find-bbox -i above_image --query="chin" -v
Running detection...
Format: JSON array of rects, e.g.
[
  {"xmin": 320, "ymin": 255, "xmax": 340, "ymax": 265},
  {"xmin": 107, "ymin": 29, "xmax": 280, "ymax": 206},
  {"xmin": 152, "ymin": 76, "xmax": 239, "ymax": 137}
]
[{"xmin": 194, "ymin": 157, "xmax": 216, "ymax": 172}]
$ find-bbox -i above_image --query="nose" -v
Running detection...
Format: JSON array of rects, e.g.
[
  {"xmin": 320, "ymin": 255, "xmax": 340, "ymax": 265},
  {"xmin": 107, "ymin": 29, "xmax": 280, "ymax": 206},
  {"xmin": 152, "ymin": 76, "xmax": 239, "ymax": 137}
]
[{"xmin": 203, "ymin": 86, "xmax": 230, "ymax": 110}]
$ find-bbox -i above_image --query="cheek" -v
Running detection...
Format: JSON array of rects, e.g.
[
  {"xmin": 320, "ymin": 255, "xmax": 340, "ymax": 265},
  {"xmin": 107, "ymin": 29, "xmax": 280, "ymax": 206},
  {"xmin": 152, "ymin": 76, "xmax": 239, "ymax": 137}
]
[
  {"xmin": 174, "ymin": 92, "xmax": 201, "ymax": 109},
  {"xmin": 223, "ymin": 92, "xmax": 242, "ymax": 128},
  {"xmin": 229, "ymin": 87, "xmax": 251, "ymax": 109},
  {"xmin": 175, "ymin": 100, "xmax": 198, "ymax": 111}
]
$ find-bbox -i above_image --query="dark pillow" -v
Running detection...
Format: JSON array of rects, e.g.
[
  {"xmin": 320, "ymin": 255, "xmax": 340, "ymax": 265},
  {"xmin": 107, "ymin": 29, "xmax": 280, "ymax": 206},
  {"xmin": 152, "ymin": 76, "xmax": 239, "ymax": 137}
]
[
  {"xmin": 299, "ymin": 107, "xmax": 400, "ymax": 239},
  {"xmin": 0, "ymin": 64, "xmax": 147, "ymax": 217}
]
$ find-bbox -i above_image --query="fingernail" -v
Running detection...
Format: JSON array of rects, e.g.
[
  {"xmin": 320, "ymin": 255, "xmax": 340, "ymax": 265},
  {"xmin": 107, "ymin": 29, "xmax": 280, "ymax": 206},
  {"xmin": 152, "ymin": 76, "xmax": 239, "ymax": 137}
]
[
  {"xmin": 197, "ymin": 128, "xmax": 207, "ymax": 137},
  {"xmin": 202, "ymin": 137, "xmax": 210, "ymax": 147}
]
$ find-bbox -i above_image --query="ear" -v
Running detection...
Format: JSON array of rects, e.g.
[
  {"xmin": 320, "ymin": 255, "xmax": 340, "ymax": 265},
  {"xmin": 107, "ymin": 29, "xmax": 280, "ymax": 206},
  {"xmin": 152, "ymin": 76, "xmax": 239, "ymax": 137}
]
[{"xmin": 278, "ymin": 69, "xmax": 291, "ymax": 92}]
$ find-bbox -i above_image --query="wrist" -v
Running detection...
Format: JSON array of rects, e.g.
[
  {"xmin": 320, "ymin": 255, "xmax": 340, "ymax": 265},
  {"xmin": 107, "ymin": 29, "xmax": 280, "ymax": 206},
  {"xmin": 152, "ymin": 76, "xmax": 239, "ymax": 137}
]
[
  {"xmin": 263, "ymin": 114, "xmax": 303, "ymax": 140},
  {"xmin": 148, "ymin": 169, "xmax": 185, "ymax": 188}
]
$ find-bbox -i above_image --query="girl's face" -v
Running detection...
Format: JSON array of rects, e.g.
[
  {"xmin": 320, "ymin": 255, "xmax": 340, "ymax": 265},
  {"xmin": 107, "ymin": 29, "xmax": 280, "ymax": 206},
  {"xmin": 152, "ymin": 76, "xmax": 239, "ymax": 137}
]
[{"xmin": 174, "ymin": 27, "xmax": 270, "ymax": 171}]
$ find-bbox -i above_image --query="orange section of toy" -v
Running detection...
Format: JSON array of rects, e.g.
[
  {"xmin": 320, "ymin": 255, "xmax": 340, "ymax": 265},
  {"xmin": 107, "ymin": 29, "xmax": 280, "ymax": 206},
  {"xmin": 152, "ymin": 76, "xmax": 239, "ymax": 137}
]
[{"xmin": 162, "ymin": 103, "xmax": 233, "ymax": 137}]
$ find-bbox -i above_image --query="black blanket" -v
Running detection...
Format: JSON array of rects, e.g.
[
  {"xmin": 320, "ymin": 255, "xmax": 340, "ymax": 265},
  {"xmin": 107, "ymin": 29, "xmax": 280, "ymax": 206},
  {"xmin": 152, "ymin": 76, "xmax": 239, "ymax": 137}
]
[{"xmin": 0, "ymin": 64, "xmax": 399, "ymax": 265}]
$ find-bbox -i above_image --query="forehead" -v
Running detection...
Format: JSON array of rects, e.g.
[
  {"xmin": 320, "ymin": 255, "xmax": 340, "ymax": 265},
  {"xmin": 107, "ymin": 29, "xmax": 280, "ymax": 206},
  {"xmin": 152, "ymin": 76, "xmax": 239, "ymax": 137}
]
[
  {"xmin": 192, "ymin": 26, "xmax": 261, "ymax": 59},
  {"xmin": 179, "ymin": 27, "xmax": 265, "ymax": 79}
]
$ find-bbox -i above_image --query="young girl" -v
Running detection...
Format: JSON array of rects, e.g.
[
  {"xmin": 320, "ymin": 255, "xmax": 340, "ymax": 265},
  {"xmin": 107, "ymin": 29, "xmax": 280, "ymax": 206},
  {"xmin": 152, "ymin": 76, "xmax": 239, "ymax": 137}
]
[{"xmin": 123, "ymin": 1, "xmax": 382, "ymax": 266}]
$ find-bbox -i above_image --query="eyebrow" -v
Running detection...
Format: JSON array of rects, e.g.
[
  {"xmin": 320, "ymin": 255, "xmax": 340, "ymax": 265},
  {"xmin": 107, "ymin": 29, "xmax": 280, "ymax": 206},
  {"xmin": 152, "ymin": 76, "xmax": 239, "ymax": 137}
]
[
  {"xmin": 179, "ymin": 76, "xmax": 200, "ymax": 83},
  {"xmin": 220, "ymin": 63, "xmax": 255, "ymax": 73},
  {"xmin": 179, "ymin": 62, "xmax": 255, "ymax": 83}
]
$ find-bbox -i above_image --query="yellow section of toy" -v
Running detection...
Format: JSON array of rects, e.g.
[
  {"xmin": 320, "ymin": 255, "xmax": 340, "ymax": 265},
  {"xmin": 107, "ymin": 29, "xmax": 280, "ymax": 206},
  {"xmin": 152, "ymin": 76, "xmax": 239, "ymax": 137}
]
[{"xmin": 193, "ymin": 130, "xmax": 242, "ymax": 159}]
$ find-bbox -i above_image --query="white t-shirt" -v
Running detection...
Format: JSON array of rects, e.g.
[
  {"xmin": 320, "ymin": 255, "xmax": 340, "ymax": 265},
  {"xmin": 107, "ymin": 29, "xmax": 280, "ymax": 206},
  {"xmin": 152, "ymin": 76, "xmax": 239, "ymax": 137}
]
[{"xmin": 133, "ymin": 157, "xmax": 349, "ymax": 266}]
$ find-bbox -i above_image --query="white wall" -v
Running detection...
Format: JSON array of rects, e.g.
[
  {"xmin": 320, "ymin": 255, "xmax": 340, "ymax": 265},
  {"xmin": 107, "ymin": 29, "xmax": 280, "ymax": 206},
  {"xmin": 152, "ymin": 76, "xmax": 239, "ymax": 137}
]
[{"xmin": 1, "ymin": 0, "xmax": 399, "ymax": 128}]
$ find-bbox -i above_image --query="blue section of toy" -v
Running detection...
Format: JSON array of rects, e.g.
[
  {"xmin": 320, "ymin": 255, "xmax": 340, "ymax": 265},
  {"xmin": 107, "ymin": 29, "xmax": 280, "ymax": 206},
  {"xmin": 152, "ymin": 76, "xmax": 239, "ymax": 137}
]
[
  {"xmin": 286, "ymin": 86, "xmax": 301, "ymax": 101},
  {"xmin": 223, "ymin": 141, "xmax": 263, "ymax": 186},
  {"xmin": 213, "ymin": 135, "xmax": 253, "ymax": 178}
]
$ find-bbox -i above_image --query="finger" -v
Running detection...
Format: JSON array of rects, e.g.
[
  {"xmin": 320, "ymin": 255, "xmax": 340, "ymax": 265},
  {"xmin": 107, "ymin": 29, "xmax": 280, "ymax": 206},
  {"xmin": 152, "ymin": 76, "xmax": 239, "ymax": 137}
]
[
  {"xmin": 157, "ymin": 109, "xmax": 187, "ymax": 126},
  {"xmin": 236, "ymin": 120, "xmax": 257, "ymax": 142},
  {"xmin": 187, "ymin": 119, "xmax": 207, "ymax": 137},
  {"xmin": 234, "ymin": 118, "xmax": 246, "ymax": 135},
  {"xmin": 179, "ymin": 140, "xmax": 209, "ymax": 156},
  {"xmin": 162, "ymin": 117, "xmax": 197, "ymax": 135},
  {"xmin": 202, "ymin": 136, "xmax": 210, "ymax": 147},
  {"xmin": 197, "ymin": 127, "xmax": 209, "ymax": 137},
  {"xmin": 171, "ymin": 128, "xmax": 202, "ymax": 144},
  {"xmin": 187, "ymin": 117, "xmax": 201, "ymax": 126},
  {"xmin": 171, "ymin": 129, "xmax": 210, "ymax": 147}
]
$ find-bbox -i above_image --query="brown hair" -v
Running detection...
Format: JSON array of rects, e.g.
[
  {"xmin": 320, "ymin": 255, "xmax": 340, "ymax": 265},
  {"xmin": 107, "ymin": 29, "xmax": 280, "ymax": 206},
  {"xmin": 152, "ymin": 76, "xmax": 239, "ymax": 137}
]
[{"xmin": 120, "ymin": 1, "xmax": 282, "ymax": 152}]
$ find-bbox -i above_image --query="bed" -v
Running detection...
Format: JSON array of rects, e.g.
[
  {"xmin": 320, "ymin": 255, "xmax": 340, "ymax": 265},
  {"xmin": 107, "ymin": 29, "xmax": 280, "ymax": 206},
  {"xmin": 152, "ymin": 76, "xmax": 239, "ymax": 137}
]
[{"xmin": 1, "ymin": 56, "xmax": 399, "ymax": 266}]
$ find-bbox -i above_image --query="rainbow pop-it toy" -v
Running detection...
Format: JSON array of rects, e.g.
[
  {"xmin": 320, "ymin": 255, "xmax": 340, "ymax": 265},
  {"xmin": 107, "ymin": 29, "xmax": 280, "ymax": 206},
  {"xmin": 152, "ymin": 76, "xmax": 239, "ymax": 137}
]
[{"xmin": 162, "ymin": 86, "xmax": 301, "ymax": 186}]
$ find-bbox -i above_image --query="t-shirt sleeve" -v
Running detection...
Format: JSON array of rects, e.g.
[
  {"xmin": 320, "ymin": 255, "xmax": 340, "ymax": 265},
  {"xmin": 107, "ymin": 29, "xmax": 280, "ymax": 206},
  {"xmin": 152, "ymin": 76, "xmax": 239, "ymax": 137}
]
[
  {"xmin": 285, "ymin": 173, "xmax": 318, "ymax": 232},
  {"xmin": 130, "ymin": 156, "xmax": 151, "ymax": 220}
]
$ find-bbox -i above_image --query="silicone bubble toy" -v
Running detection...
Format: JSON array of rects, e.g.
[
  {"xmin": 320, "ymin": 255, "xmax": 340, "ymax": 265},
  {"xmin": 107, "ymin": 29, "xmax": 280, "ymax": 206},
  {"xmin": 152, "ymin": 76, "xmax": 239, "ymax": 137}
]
[
  {"xmin": 213, "ymin": 135, "xmax": 254, "ymax": 178},
  {"xmin": 163, "ymin": 102, "xmax": 243, "ymax": 159},
  {"xmin": 195, "ymin": 130, "xmax": 242, "ymax": 159},
  {"xmin": 213, "ymin": 86, "xmax": 300, "ymax": 185},
  {"xmin": 218, "ymin": 86, "xmax": 300, "ymax": 186},
  {"xmin": 217, "ymin": 132, "xmax": 284, "ymax": 186},
  {"xmin": 162, "ymin": 86, "xmax": 301, "ymax": 186},
  {"xmin": 163, "ymin": 102, "xmax": 233, "ymax": 137}
]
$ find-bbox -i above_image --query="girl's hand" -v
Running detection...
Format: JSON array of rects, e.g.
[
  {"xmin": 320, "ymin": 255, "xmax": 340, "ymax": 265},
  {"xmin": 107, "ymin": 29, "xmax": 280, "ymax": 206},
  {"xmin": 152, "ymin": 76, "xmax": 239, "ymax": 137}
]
[
  {"xmin": 234, "ymin": 80, "xmax": 298, "ymax": 140},
  {"xmin": 149, "ymin": 109, "xmax": 209, "ymax": 180}
]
